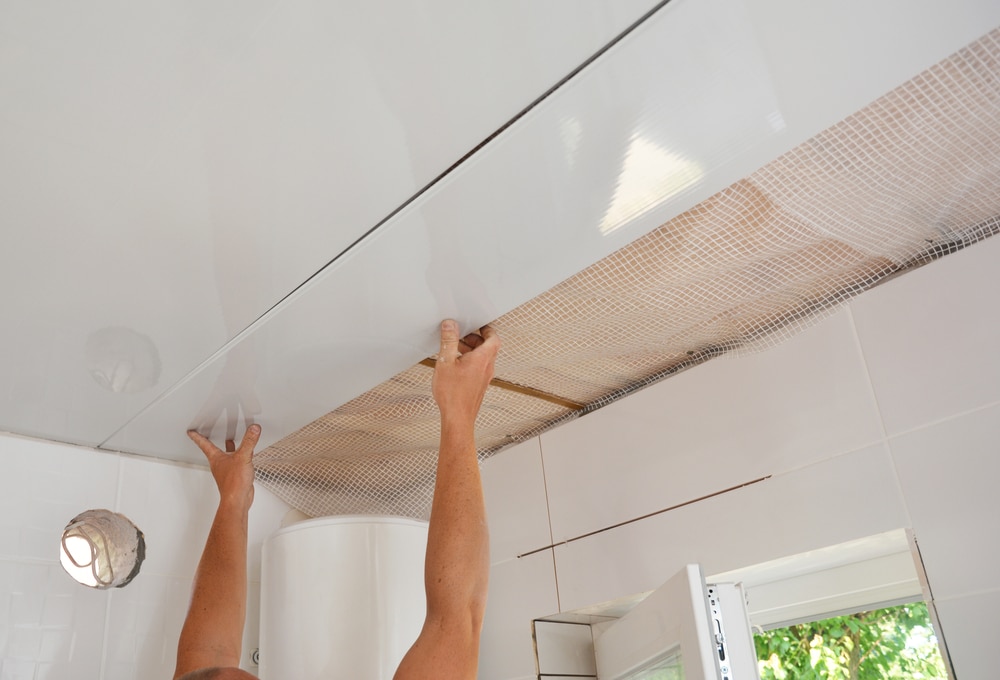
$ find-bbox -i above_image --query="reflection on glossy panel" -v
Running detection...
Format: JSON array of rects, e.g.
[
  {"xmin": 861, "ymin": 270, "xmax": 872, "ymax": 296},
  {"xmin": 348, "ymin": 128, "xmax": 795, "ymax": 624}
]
[
  {"xmin": 102, "ymin": 0, "xmax": 785, "ymax": 460},
  {"xmin": 0, "ymin": 0, "xmax": 658, "ymax": 448},
  {"xmin": 55, "ymin": 0, "xmax": 1000, "ymax": 459}
]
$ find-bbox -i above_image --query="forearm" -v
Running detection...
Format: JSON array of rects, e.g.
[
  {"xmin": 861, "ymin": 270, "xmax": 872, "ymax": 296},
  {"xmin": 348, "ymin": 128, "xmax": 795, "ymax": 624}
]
[
  {"xmin": 423, "ymin": 419, "xmax": 490, "ymax": 624},
  {"xmin": 174, "ymin": 498, "xmax": 250, "ymax": 677}
]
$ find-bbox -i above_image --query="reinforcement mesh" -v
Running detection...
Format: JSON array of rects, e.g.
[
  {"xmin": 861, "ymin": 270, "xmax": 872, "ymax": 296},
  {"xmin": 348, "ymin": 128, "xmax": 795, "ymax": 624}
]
[
  {"xmin": 256, "ymin": 28, "xmax": 1000, "ymax": 519},
  {"xmin": 254, "ymin": 365, "xmax": 576, "ymax": 517}
]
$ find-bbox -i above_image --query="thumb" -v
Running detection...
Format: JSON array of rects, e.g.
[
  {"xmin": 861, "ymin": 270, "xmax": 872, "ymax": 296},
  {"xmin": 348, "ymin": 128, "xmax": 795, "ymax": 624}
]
[{"xmin": 439, "ymin": 319, "xmax": 461, "ymax": 361}]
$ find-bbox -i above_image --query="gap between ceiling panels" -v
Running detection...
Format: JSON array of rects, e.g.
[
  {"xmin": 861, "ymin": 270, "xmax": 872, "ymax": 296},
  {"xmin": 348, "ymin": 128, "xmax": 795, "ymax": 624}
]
[{"xmin": 255, "ymin": 28, "xmax": 1000, "ymax": 520}]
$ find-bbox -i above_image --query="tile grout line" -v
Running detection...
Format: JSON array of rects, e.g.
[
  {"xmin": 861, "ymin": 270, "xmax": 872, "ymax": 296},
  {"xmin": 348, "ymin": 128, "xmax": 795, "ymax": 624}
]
[
  {"xmin": 881, "ymin": 399, "xmax": 1000, "ymax": 441},
  {"xmin": 933, "ymin": 585, "xmax": 1000, "ymax": 603},
  {"xmin": 845, "ymin": 305, "xmax": 917, "ymax": 530},
  {"xmin": 537, "ymin": 435, "xmax": 561, "ymax": 612},
  {"xmin": 518, "ymin": 476, "xmax": 770, "ymax": 558},
  {"xmin": 845, "ymin": 305, "xmax": 889, "ymax": 441},
  {"xmin": 843, "ymin": 302, "xmax": 1000, "ymax": 438}
]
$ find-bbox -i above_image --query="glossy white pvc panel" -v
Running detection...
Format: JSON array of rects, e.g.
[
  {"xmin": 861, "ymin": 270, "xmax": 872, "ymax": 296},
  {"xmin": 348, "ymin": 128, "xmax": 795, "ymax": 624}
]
[
  {"xmin": 540, "ymin": 309, "xmax": 882, "ymax": 543},
  {"xmin": 551, "ymin": 445, "xmax": 908, "ymax": 612},
  {"xmin": 852, "ymin": 235, "xmax": 1000, "ymax": 436},
  {"xmin": 101, "ymin": 0, "xmax": 1000, "ymax": 462},
  {"xmin": 259, "ymin": 516, "xmax": 428, "ymax": 680},
  {"xmin": 744, "ymin": 0, "xmax": 1000, "ymax": 133},
  {"xmin": 0, "ymin": 0, "xmax": 658, "ymax": 448},
  {"xmin": 100, "ymin": 0, "xmax": 783, "ymax": 460}
]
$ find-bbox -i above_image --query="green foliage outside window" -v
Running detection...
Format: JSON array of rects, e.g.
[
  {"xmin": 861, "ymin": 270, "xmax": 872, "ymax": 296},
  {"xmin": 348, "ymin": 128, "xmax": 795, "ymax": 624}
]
[{"xmin": 754, "ymin": 602, "xmax": 948, "ymax": 679}]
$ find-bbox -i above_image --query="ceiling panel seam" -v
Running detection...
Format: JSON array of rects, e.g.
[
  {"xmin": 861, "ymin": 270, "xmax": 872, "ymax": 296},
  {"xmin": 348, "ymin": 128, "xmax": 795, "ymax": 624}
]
[{"xmin": 95, "ymin": 0, "xmax": 674, "ymax": 450}]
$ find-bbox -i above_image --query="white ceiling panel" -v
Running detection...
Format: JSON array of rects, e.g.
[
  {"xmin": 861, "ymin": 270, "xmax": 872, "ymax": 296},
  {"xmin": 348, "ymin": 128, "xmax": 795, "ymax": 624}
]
[
  {"xmin": 100, "ymin": 0, "xmax": 784, "ymax": 461},
  {"xmin": 0, "ymin": 0, "xmax": 658, "ymax": 445},
  {"xmin": 100, "ymin": 0, "xmax": 1000, "ymax": 462}
]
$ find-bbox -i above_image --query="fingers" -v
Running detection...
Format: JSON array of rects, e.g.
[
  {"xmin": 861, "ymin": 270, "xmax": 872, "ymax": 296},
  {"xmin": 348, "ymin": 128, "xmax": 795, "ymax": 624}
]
[
  {"xmin": 187, "ymin": 429, "xmax": 221, "ymax": 463},
  {"xmin": 477, "ymin": 324, "xmax": 500, "ymax": 356},
  {"xmin": 187, "ymin": 424, "xmax": 261, "ymax": 461},
  {"xmin": 438, "ymin": 319, "xmax": 461, "ymax": 361},
  {"xmin": 460, "ymin": 333, "xmax": 484, "ymax": 352},
  {"xmin": 479, "ymin": 324, "xmax": 498, "ymax": 343},
  {"xmin": 437, "ymin": 320, "xmax": 500, "ymax": 361},
  {"xmin": 238, "ymin": 424, "xmax": 262, "ymax": 456}
]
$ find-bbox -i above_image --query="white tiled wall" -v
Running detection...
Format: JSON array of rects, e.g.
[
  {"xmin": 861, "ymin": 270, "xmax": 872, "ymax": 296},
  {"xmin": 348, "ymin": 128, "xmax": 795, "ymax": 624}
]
[
  {"xmin": 3, "ymin": 236, "xmax": 998, "ymax": 680},
  {"xmin": 0, "ymin": 433, "xmax": 290, "ymax": 679},
  {"xmin": 479, "ymin": 440, "xmax": 559, "ymax": 680},
  {"xmin": 477, "ymin": 235, "xmax": 1000, "ymax": 679},
  {"xmin": 540, "ymin": 308, "xmax": 885, "ymax": 543},
  {"xmin": 478, "ymin": 551, "xmax": 559, "ymax": 680}
]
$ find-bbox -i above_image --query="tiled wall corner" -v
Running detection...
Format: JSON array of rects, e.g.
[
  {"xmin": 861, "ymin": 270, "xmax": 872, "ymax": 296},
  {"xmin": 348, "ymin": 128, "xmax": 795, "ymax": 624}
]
[{"xmin": 0, "ymin": 432, "xmax": 291, "ymax": 679}]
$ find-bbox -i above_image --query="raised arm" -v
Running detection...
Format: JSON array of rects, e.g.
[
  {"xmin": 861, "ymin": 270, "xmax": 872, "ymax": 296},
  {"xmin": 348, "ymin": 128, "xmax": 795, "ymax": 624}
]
[
  {"xmin": 394, "ymin": 320, "xmax": 500, "ymax": 680},
  {"xmin": 174, "ymin": 425, "xmax": 261, "ymax": 680}
]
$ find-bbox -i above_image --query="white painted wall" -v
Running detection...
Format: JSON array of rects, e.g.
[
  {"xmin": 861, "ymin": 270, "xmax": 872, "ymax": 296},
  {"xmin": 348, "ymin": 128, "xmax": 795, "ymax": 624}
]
[
  {"xmin": 0, "ymin": 436, "xmax": 290, "ymax": 679},
  {"xmin": 478, "ymin": 234, "xmax": 1000, "ymax": 680}
]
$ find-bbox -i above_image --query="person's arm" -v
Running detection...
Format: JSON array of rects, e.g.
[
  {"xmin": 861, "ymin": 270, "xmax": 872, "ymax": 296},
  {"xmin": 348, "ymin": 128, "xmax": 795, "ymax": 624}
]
[
  {"xmin": 174, "ymin": 425, "xmax": 261, "ymax": 680},
  {"xmin": 394, "ymin": 320, "xmax": 499, "ymax": 680}
]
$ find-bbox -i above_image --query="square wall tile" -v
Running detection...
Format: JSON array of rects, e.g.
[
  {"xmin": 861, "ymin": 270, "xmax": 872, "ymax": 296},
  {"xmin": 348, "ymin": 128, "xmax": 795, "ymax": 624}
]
[
  {"xmin": 38, "ymin": 629, "xmax": 73, "ymax": 663},
  {"xmin": 541, "ymin": 309, "xmax": 882, "ymax": 542},
  {"xmin": 104, "ymin": 585, "xmax": 140, "ymax": 665},
  {"xmin": 6, "ymin": 627, "xmax": 41, "ymax": 660},
  {"xmin": 35, "ymin": 662, "xmax": 78, "ymax": 679},
  {"xmin": 851, "ymin": 235, "xmax": 1000, "ymax": 435},
  {"xmin": 479, "ymin": 552, "xmax": 560, "ymax": 680},
  {"xmin": 116, "ymin": 456, "xmax": 216, "ymax": 578},
  {"xmin": 0, "ymin": 434, "xmax": 119, "ymax": 562},
  {"xmin": 889, "ymin": 402, "xmax": 1000, "ymax": 600},
  {"xmin": 124, "ymin": 573, "xmax": 193, "ymax": 678},
  {"xmin": 9, "ymin": 592, "xmax": 44, "ymax": 627},
  {"xmin": 553, "ymin": 444, "xmax": 908, "ymax": 612},
  {"xmin": 482, "ymin": 438, "xmax": 552, "ymax": 563},
  {"xmin": 102, "ymin": 661, "xmax": 138, "ymax": 680},
  {"xmin": 0, "ymin": 562, "xmax": 106, "ymax": 677},
  {"xmin": 41, "ymin": 595, "xmax": 75, "ymax": 627},
  {"xmin": 934, "ymin": 590, "xmax": 1000, "ymax": 680},
  {"xmin": 535, "ymin": 620, "xmax": 597, "ymax": 676},
  {"xmin": 0, "ymin": 659, "xmax": 36, "ymax": 680}
]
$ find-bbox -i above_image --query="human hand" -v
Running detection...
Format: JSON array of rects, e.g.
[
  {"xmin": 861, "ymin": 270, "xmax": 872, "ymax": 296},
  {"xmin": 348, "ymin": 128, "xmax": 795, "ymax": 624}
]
[
  {"xmin": 187, "ymin": 424, "xmax": 261, "ymax": 510},
  {"xmin": 432, "ymin": 319, "xmax": 500, "ymax": 429}
]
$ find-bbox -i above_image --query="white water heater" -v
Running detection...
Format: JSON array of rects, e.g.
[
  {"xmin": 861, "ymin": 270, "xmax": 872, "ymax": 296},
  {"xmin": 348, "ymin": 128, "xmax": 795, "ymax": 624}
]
[{"xmin": 259, "ymin": 515, "xmax": 429, "ymax": 679}]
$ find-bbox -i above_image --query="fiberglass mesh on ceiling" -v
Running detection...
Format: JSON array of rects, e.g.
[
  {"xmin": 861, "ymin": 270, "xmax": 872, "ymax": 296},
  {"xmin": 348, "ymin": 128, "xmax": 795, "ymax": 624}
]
[
  {"xmin": 254, "ymin": 365, "xmax": 575, "ymax": 518},
  {"xmin": 257, "ymin": 27, "xmax": 1000, "ymax": 520}
]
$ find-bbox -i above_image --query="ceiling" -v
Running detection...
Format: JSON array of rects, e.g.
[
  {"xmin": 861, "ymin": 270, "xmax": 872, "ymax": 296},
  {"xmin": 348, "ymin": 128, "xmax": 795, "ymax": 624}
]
[{"xmin": 2, "ymin": 0, "xmax": 998, "ymax": 466}]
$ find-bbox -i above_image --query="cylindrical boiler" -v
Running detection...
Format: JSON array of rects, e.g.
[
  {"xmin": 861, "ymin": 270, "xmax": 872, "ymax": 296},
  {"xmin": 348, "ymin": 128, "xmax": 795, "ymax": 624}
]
[{"xmin": 259, "ymin": 515, "xmax": 428, "ymax": 679}]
